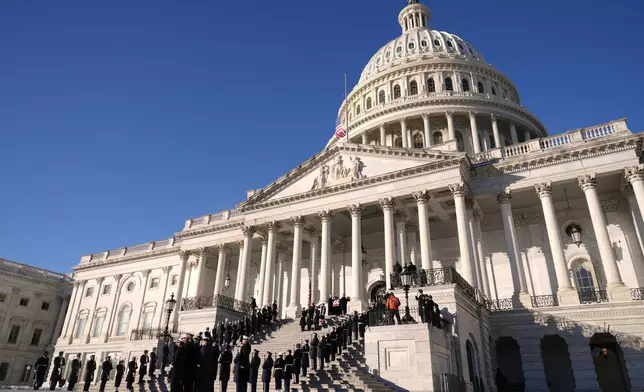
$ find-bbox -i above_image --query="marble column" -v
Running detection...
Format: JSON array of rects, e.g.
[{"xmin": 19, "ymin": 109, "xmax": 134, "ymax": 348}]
[
  {"xmin": 234, "ymin": 240, "xmax": 244, "ymax": 298},
  {"xmin": 625, "ymin": 166, "xmax": 644, "ymax": 218},
  {"xmin": 422, "ymin": 114, "xmax": 431, "ymax": 147},
  {"xmin": 318, "ymin": 210, "xmax": 333, "ymax": 303},
  {"xmin": 275, "ymin": 249, "xmax": 286, "ymax": 310},
  {"xmin": 524, "ymin": 130, "xmax": 531, "ymax": 141},
  {"xmin": 624, "ymin": 185, "xmax": 644, "ymax": 279},
  {"xmin": 157, "ymin": 266, "xmax": 172, "ymax": 329},
  {"xmin": 534, "ymin": 182, "xmax": 578, "ymax": 304},
  {"xmin": 84, "ymin": 277, "xmax": 105, "ymax": 342},
  {"xmin": 449, "ymin": 183, "xmax": 475, "ymax": 284},
  {"xmin": 578, "ymin": 175, "xmax": 630, "ymax": 300},
  {"xmin": 48, "ymin": 293, "xmax": 69, "ymax": 346},
  {"xmin": 407, "ymin": 224, "xmax": 417, "ymax": 266},
  {"xmin": 192, "ymin": 248, "xmax": 208, "ymax": 297},
  {"xmin": 361, "ymin": 133, "xmax": 368, "ymax": 145},
  {"xmin": 263, "ymin": 221, "xmax": 281, "ymax": 307},
  {"xmin": 509, "ymin": 123, "xmax": 519, "ymax": 145},
  {"xmin": 472, "ymin": 212, "xmax": 491, "ymax": 297},
  {"xmin": 62, "ymin": 282, "xmax": 80, "ymax": 338},
  {"xmin": 413, "ymin": 190, "xmax": 433, "ymax": 269},
  {"xmin": 257, "ymin": 235, "xmax": 269, "ymax": 306},
  {"xmin": 395, "ymin": 210, "xmax": 409, "ymax": 266},
  {"xmin": 213, "ymin": 245, "xmax": 229, "ymax": 296},
  {"xmin": 491, "ymin": 114, "xmax": 501, "ymax": 148},
  {"xmin": 380, "ymin": 125, "xmax": 386, "ymax": 146},
  {"xmin": 172, "ymin": 251, "xmax": 190, "ymax": 328},
  {"xmin": 497, "ymin": 190, "xmax": 530, "ymax": 306},
  {"xmin": 305, "ymin": 227, "xmax": 320, "ymax": 305},
  {"xmin": 469, "ymin": 112, "xmax": 481, "ymax": 153},
  {"xmin": 380, "ymin": 198, "xmax": 396, "ymax": 290},
  {"xmin": 134, "ymin": 270, "xmax": 152, "ymax": 331},
  {"xmin": 400, "ymin": 119, "xmax": 409, "ymax": 148},
  {"xmin": 348, "ymin": 204, "xmax": 364, "ymax": 310},
  {"xmin": 288, "ymin": 216, "xmax": 306, "ymax": 312},
  {"xmin": 446, "ymin": 111, "xmax": 456, "ymax": 141},
  {"xmin": 237, "ymin": 226, "xmax": 256, "ymax": 301},
  {"xmin": 466, "ymin": 199, "xmax": 483, "ymax": 289},
  {"xmin": 102, "ymin": 274, "xmax": 123, "ymax": 342}
]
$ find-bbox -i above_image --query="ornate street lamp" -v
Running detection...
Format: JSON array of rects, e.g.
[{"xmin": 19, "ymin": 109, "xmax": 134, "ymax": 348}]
[
  {"xmin": 164, "ymin": 293, "xmax": 176, "ymax": 340},
  {"xmin": 566, "ymin": 223, "xmax": 583, "ymax": 247},
  {"xmin": 400, "ymin": 269, "xmax": 416, "ymax": 324},
  {"xmin": 224, "ymin": 275, "xmax": 231, "ymax": 291}
]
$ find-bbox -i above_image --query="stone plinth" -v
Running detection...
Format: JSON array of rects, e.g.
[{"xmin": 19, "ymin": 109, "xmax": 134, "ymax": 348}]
[{"xmin": 178, "ymin": 307, "xmax": 246, "ymax": 335}]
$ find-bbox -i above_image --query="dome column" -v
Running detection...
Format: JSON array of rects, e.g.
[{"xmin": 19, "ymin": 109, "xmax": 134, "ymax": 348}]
[
  {"xmin": 509, "ymin": 123, "xmax": 519, "ymax": 145},
  {"xmin": 491, "ymin": 114, "xmax": 501, "ymax": 148},
  {"xmin": 422, "ymin": 114, "xmax": 431, "ymax": 147},
  {"xmin": 380, "ymin": 125, "xmax": 387, "ymax": 146},
  {"xmin": 446, "ymin": 111, "xmax": 455, "ymax": 141},
  {"xmin": 469, "ymin": 111, "xmax": 481, "ymax": 153},
  {"xmin": 361, "ymin": 133, "xmax": 368, "ymax": 145},
  {"xmin": 379, "ymin": 198, "xmax": 396, "ymax": 290},
  {"xmin": 400, "ymin": 118, "xmax": 409, "ymax": 148},
  {"xmin": 348, "ymin": 204, "xmax": 365, "ymax": 312},
  {"xmin": 524, "ymin": 130, "xmax": 531, "ymax": 142}
]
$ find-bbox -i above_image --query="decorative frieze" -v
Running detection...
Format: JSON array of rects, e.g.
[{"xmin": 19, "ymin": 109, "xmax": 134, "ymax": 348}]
[
  {"xmin": 513, "ymin": 212, "xmax": 541, "ymax": 227},
  {"xmin": 600, "ymin": 199, "xmax": 619, "ymax": 213},
  {"xmin": 310, "ymin": 155, "xmax": 366, "ymax": 191}
]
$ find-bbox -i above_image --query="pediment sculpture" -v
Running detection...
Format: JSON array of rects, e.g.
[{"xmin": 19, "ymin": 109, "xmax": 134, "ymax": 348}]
[{"xmin": 311, "ymin": 155, "xmax": 367, "ymax": 191}]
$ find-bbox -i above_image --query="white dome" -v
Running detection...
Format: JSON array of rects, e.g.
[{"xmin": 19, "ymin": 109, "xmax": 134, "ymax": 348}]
[{"xmin": 359, "ymin": 30, "xmax": 485, "ymax": 84}]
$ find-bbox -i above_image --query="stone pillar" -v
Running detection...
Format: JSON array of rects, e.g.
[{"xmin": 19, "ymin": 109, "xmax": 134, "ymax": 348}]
[
  {"xmin": 263, "ymin": 221, "xmax": 281, "ymax": 306},
  {"xmin": 446, "ymin": 111, "xmax": 456, "ymax": 141},
  {"xmin": 472, "ymin": 212, "xmax": 491, "ymax": 297},
  {"xmin": 624, "ymin": 185, "xmax": 644, "ymax": 284},
  {"xmin": 49, "ymin": 293, "xmax": 69, "ymax": 346},
  {"xmin": 213, "ymin": 245, "xmax": 229, "ymax": 296},
  {"xmin": 318, "ymin": 210, "xmax": 333, "ymax": 303},
  {"xmin": 625, "ymin": 166, "xmax": 644, "ymax": 219},
  {"xmin": 288, "ymin": 216, "xmax": 306, "ymax": 313},
  {"xmin": 275, "ymin": 249, "xmax": 286, "ymax": 310},
  {"xmin": 157, "ymin": 266, "xmax": 172, "ymax": 329},
  {"xmin": 305, "ymin": 227, "xmax": 320, "ymax": 305},
  {"xmin": 534, "ymin": 182, "xmax": 578, "ymax": 305},
  {"xmin": 237, "ymin": 225, "xmax": 256, "ymax": 301},
  {"xmin": 497, "ymin": 190, "xmax": 531, "ymax": 307},
  {"xmin": 466, "ymin": 199, "xmax": 483, "ymax": 289},
  {"xmin": 61, "ymin": 282, "xmax": 80, "ymax": 338},
  {"xmin": 422, "ymin": 114, "xmax": 431, "ymax": 147},
  {"xmin": 524, "ymin": 129, "xmax": 531, "ymax": 141},
  {"xmin": 449, "ymin": 183, "xmax": 475, "ymax": 284},
  {"xmin": 380, "ymin": 197, "xmax": 396, "ymax": 290},
  {"xmin": 469, "ymin": 112, "xmax": 481, "ymax": 153},
  {"xmin": 413, "ymin": 190, "xmax": 433, "ymax": 269},
  {"xmin": 234, "ymin": 240, "xmax": 244, "ymax": 297},
  {"xmin": 133, "ymin": 270, "xmax": 152, "ymax": 332},
  {"xmin": 102, "ymin": 274, "xmax": 123, "ymax": 342},
  {"xmin": 361, "ymin": 133, "xmax": 368, "ymax": 145},
  {"xmin": 191, "ymin": 248, "xmax": 208, "ymax": 297},
  {"xmin": 406, "ymin": 223, "xmax": 417, "ymax": 266},
  {"xmin": 172, "ymin": 251, "xmax": 190, "ymax": 328},
  {"xmin": 257, "ymin": 235, "xmax": 269, "ymax": 306},
  {"xmin": 509, "ymin": 123, "xmax": 519, "ymax": 145},
  {"xmin": 348, "ymin": 204, "xmax": 364, "ymax": 311},
  {"xmin": 84, "ymin": 277, "xmax": 105, "ymax": 342},
  {"xmin": 491, "ymin": 114, "xmax": 501, "ymax": 148},
  {"xmin": 578, "ymin": 175, "xmax": 630, "ymax": 300},
  {"xmin": 380, "ymin": 125, "xmax": 386, "ymax": 146},
  {"xmin": 400, "ymin": 119, "xmax": 408, "ymax": 148},
  {"xmin": 67, "ymin": 280, "xmax": 87, "ymax": 343},
  {"xmin": 395, "ymin": 210, "xmax": 408, "ymax": 266}
]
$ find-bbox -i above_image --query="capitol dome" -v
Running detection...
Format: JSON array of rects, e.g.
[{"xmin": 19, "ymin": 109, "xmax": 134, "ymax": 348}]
[{"xmin": 329, "ymin": 0, "xmax": 546, "ymax": 154}]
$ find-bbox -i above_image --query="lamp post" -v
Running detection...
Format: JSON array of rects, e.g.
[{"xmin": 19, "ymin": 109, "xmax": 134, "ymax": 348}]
[
  {"xmin": 224, "ymin": 275, "xmax": 231, "ymax": 292},
  {"xmin": 566, "ymin": 223, "xmax": 583, "ymax": 247},
  {"xmin": 164, "ymin": 293, "xmax": 176, "ymax": 340},
  {"xmin": 400, "ymin": 270, "xmax": 416, "ymax": 324}
]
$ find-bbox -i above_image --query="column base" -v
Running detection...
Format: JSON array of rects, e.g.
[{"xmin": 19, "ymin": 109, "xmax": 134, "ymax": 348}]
[
  {"xmin": 607, "ymin": 283, "xmax": 632, "ymax": 302},
  {"xmin": 557, "ymin": 288, "xmax": 580, "ymax": 306},
  {"xmin": 285, "ymin": 305, "xmax": 301, "ymax": 319},
  {"xmin": 348, "ymin": 298, "xmax": 366, "ymax": 314}
]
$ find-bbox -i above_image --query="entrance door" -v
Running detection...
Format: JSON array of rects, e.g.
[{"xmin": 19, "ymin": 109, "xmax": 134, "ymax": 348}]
[
  {"xmin": 369, "ymin": 281, "xmax": 386, "ymax": 306},
  {"xmin": 590, "ymin": 333, "xmax": 630, "ymax": 392}
]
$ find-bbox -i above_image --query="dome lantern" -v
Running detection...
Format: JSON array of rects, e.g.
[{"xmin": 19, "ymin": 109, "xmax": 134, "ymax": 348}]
[{"xmin": 398, "ymin": 0, "xmax": 431, "ymax": 34}]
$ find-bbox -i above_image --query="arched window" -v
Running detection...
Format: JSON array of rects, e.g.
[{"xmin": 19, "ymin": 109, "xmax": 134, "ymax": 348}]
[
  {"xmin": 572, "ymin": 259, "xmax": 596, "ymax": 294},
  {"xmin": 378, "ymin": 90, "xmax": 386, "ymax": 104},
  {"xmin": 462, "ymin": 78, "xmax": 470, "ymax": 92},
  {"xmin": 366, "ymin": 97, "xmax": 372, "ymax": 110},
  {"xmin": 116, "ymin": 304, "xmax": 131, "ymax": 337},
  {"xmin": 356, "ymin": 105, "xmax": 361, "ymax": 115},
  {"xmin": 477, "ymin": 81, "xmax": 484, "ymax": 94},
  {"xmin": 409, "ymin": 80, "xmax": 418, "ymax": 95},
  {"xmin": 427, "ymin": 78, "xmax": 435, "ymax": 93},
  {"xmin": 393, "ymin": 85, "xmax": 401, "ymax": 99},
  {"xmin": 413, "ymin": 133, "xmax": 424, "ymax": 148},
  {"xmin": 466, "ymin": 340, "xmax": 481, "ymax": 389},
  {"xmin": 394, "ymin": 136, "xmax": 403, "ymax": 147},
  {"xmin": 432, "ymin": 131, "xmax": 443, "ymax": 145},
  {"xmin": 455, "ymin": 131, "xmax": 465, "ymax": 151},
  {"xmin": 445, "ymin": 77, "xmax": 453, "ymax": 91}
]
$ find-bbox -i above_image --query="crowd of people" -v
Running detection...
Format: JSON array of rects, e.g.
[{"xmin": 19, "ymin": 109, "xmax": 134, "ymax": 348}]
[{"xmin": 371, "ymin": 289, "xmax": 447, "ymax": 329}]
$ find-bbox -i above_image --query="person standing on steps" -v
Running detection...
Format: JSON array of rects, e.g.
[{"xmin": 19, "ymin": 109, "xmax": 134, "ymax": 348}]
[
  {"xmin": 170, "ymin": 337, "xmax": 187, "ymax": 392},
  {"xmin": 125, "ymin": 357, "xmax": 137, "ymax": 392},
  {"xmin": 261, "ymin": 352, "xmax": 273, "ymax": 392},
  {"xmin": 149, "ymin": 348, "xmax": 157, "ymax": 378},
  {"xmin": 33, "ymin": 351, "xmax": 49, "ymax": 390},
  {"xmin": 273, "ymin": 353, "xmax": 284, "ymax": 392},
  {"xmin": 83, "ymin": 355, "xmax": 97, "ymax": 392},
  {"xmin": 352, "ymin": 311, "xmax": 359, "ymax": 340},
  {"xmin": 346, "ymin": 317, "xmax": 353, "ymax": 345},
  {"xmin": 212, "ymin": 342, "xmax": 221, "ymax": 382},
  {"xmin": 292, "ymin": 344, "xmax": 302, "ymax": 384},
  {"xmin": 249, "ymin": 349, "xmax": 260, "ymax": 392},
  {"xmin": 50, "ymin": 351, "xmax": 65, "ymax": 390},
  {"xmin": 329, "ymin": 329, "xmax": 337, "ymax": 362},
  {"xmin": 138, "ymin": 350, "xmax": 148, "ymax": 383},
  {"xmin": 99, "ymin": 356, "xmax": 113, "ymax": 392},
  {"xmin": 282, "ymin": 350, "xmax": 293, "ymax": 392},
  {"xmin": 67, "ymin": 354, "xmax": 82, "ymax": 391},
  {"xmin": 219, "ymin": 344, "xmax": 233, "ymax": 392},
  {"xmin": 233, "ymin": 339, "xmax": 250, "ymax": 392},
  {"xmin": 197, "ymin": 336, "xmax": 215, "ymax": 392},
  {"xmin": 114, "ymin": 360, "xmax": 125, "ymax": 392},
  {"xmin": 340, "ymin": 294, "xmax": 348, "ymax": 315},
  {"xmin": 162, "ymin": 343, "xmax": 170, "ymax": 377},
  {"xmin": 310, "ymin": 334, "xmax": 319, "ymax": 371},
  {"xmin": 301, "ymin": 340, "xmax": 310, "ymax": 378},
  {"xmin": 318, "ymin": 336, "xmax": 326, "ymax": 370},
  {"xmin": 299, "ymin": 313, "xmax": 306, "ymax": 332}
]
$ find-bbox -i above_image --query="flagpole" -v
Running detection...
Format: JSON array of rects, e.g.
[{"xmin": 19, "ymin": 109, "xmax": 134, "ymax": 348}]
[{"xmin": 344, "ymin": 71, "xmax": 349, "ymax": 142}]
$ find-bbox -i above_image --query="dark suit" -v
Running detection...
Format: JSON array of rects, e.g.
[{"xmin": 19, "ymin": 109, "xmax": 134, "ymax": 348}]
[
  {"xmin": 114, "ymin": 364, "xmax": 125, "ymax": 389},
  {"xmin": 273, "ymin": 358, "xmax": 284, "ymax": 391},
  {"xmin": 249, "ymin": 355, "xmax": 260, "ymax": 392},
  {"xmin": 261, "ymin": 357, "xmax": 272, "ymax": 392},
  {"xmin": 197, "ymin": 344, "xmax": 215, "ymax": 392},
  {"xmin": 99, "ymin": 360, "xmax": 113, "ymax": 392},
  {"xmin": 67, "ymin": 359, "xmax": 81, "ymax": 391},
  {"xmin": 233, "ymin": 351, "xmax": 249, "ymax": 392},
  {"xmin": 219, "ymin": 350, "xmax": 233, "ymax": 392},
  {"xmin": 83, "ymin": 360, "xmax": 96, "ymax": 392},
  {"xmin": 50, "ymin": 356, "xmax": 65, "ymax": 390},
  {"xmin": 33, "ymin": 356, "xmax": 49, "ymax": 390}
]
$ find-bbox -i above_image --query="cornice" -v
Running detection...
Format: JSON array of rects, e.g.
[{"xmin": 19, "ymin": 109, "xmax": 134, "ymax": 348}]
[
  {"xmin": 175, "ymin": 221, "xmax": 244, "ymax": 240},
  {"xmin": 0, "ymin": 269, "xmax": 73, "ymax": 288},
  {"xmin": 73, "ymin": 247, "xmax": 181, "ymax": 271}
]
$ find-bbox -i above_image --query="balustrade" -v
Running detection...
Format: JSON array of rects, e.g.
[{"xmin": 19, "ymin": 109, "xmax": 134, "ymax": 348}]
[
  {"xmin": 485, "ymin": 298, "xmax": 514, "ymax": 311},
  {"xmin": 631, "ymin": 287, "xmax": 644, "ymax": 300},
  {"xmin": 130, "ymin": 327, "xmax": 164, "ymax": 341},
  {"xmin": 180, "ymin": 294, "xmax": 253, "ymax": 315},
  {"xmin": 530, "ymin": 294, "xmax": 558, "ymax": 308},
  {"xmin": 578, "ymin": 289, "xmax": 609, "ymax": 304}
]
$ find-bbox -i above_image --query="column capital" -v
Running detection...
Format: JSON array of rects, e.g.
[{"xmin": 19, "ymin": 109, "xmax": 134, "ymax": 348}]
[
  {"xmin": 468, "ymin": 111, "xmax": 478, "ymax": 119},
  {"xmin": 412, "ymin": 190, "xmax": 430, "ymax": 203},
  {"xmin": 405, "ymin": 221, "xmax": 417, "ymax": 231},
  {"xmin": 266, "ymin": 220, "xmax": 282, "ymax": 232},
  {"xmin": 535, "ymin": 182, "xmax": 553, "ymax": 198},
  {"xmin": 216, "ymin": 244, "xmax": 231, "ymax": 253},
  {"xmin": 379, "ymin": 197, "xmax": 396, "ymax": 210},
  {"xmin": 96, "ymin": 277, "xmax": 105, "ymax": 284},
  {"xmin": 318, "ymin": 209, "xmax": 334, "ymax": 221},
  {"xmin": 236, "ymin": 240, "xmax": 245, "ymax": 249},
  {"xmin": 394, "ymin": 209, "xmax": 408, "ymax": 222},
  {"xmin": 141, "ymin": 269, "xmax": 152, "ymax": 278},
  {"xmin": 448, "ymin": 183, "xmax": 466, "ymax": 198},
  {"xmin": 496, "ymin": 190, "xmax": 512, "ymax": 205},
  {"xmin": 347, "ymin": 204, "xmax": 363, "ymax": 216},
  {"xmin": 259, "ymin": 235, "xmax": 269, "ymax": 245},
  {"xmin": 242, "ymin": 225, "xmax": 257, "ymax": 237},
  {"xmin": 162, "ymin": 266, "xmax": 173, "ymax": 274},
  {"xmin": 333, "ymin": 241, "xmax": 345, "ymax": 253},
  {"xmin": 578, "ymin": 174, "xmax": 597, "ymax": 191},
  {"xmin": 304, "ymin": 226, "xmax": 320, "ymax": 237},
  {"xmin": 399, "ymin": 117, "xmax": 407, "ymax": 125},
  {"xmin": 379, "ymin": 123, "xmax": 386, "ymax": 130},
  {"xmin": 445, "ymin": 111, "xmax": 454, "ymax": 119},
  {"xmin": 421, "ymin": 113, "xmax": 430, "ymax": 120},
  {"xmin": 625, "ymin": 165, "xmax": 644, "ymax": 184},
  {"xmin": 490, "ymin": 113, "xmax": 498, "ymax": 122},
  {"xmin": 195, "ymin": 247, "xmax": 207, "ymax": 257},
  {"xmin": 276, "ymin": 243, "xmax": 291, "ymax": 254},
  {"xmin": 179, "ymin": 250, "xmax": 191, "ymax": 262},
  {"xmin": 113, "ymin": 274, "xmax": 123, "ymax": 282},
  {"xmin": 465, "ymin": 197, "xmax": 475, "ymax": 210},
  {"xmin": 290, "ymin": 215, "xmax": 307, "ymax": 227}
]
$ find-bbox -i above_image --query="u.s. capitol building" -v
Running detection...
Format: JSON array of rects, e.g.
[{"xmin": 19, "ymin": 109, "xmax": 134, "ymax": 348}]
[{"xmin": 52, "ymin": 1, "xmax": 644, "ymax": 391}]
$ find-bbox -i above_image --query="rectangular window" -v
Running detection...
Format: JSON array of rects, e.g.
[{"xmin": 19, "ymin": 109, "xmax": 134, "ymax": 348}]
[
  {"xmin": 74, "ymin": 317, "xmax": 87, "ymax": 339},
  {"xmin": 31, "ymin": 328, "xmax": 43, "ymax": 346},
  {"xmin": 19, "ymin": 298, "xmax": 29, "ymax": 307},
  {"xmin": 149, "ymin": 277, "xmax": 160, "ymax": 289},
  {"xmin": 41, "ymin": 302, "xmax": 50, "ymax": 311},
  {"xmin": 85, "ymin": 287, "xmax": 94, "ymax": 298},
  {"xmin": 102, "ymin": 285, "xmax": 111, "ymax": 296},
  {"xmin": 0, "ymin": 363, "xmax": 9, "ymax": 382},
  {"xmin": 0, "ymin": 293, "xmax": 6, "ymax": 303},
  {"xmin": 8, "ymin": 325, "xmax": 20, "ymax": 344},
  {"xmin": 92, "ymin": 315, "xmax": 105, "ymax": 338},
  {"xmin": 170, "ymin": 275, "xmax": 178, "ymax": 286},
  {"xmin": 142, "ymin": 311, "xmax": 154, "ymax": 330}
]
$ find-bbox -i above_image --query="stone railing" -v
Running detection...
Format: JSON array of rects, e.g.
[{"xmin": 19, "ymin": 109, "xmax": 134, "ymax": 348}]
[
  {"xmin": 130, "ymin": 327, "xmax": 164, "ymax": 341},
  {"xmin": 578, "ymin": 289, "xmax": 609, "ymax": 305},
  {"xmin": 181, "ymin": 294, "xmax": 253, "ymax": 315},
  {"xmin": 630, "ymin": 288, "xmax": 644, "ymax": 301},
  {"xmin": 81, "ymin": 238, "xmax": 176, "ymax": 263},
  {"xmin": 183, "ymin": 208, "xmax": 243, "ymax": 230},
  {"xmin": 530, "ymin": 294, "xmax": 559, "ymax": 308},
  {"xmin": 485, "ymin": 298, "xmax": 514, "ymax": 311}
]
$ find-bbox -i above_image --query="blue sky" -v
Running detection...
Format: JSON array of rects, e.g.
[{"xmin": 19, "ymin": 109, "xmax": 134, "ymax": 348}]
[{"xmin": 1, "ymin": 0, "xmax": 642, "ymax": 272}]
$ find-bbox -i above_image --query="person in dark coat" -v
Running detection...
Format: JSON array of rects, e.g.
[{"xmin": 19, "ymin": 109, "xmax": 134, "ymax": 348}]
[
  {"xmin": 233, "ymin": 343, "xmax": 250, "ymax": 392},
  {"xmin": 352, "ymin": 311, "xmax": 359, "ymax": 339},
  {"xmin": 170, "ymin": 338, "xmax": 187, "ymax": 392},
  {"xmin": 261, "ymin": 352, "xmax": 273, "ymax": 392},
  {"xmin": 340, "ymin": 295, "xmax": 348, "ymax": 315},
  {"xmin": 219, "ymin": 345, "xmax": 233, "ymax": 392},
  {"xmin": 83, "ymin": 355, "xmax": 97, "ymax": 392},
  {"xmin": 273, "ymin": 354, "xmax": 284, "ymax": 391},
  {"xmin": 301, "ymin": 340, "xmax": 310, "ymax": 377},
  {"xmin": 226, "ymin": 323, "xmax": 233, "ymax": 347},
  {"xmin": 99, "ymin": 357, "xmax": 113, "ymax": 392},
  {"xmin": 310, "ymin": 334, "xmax": 319, "ymax": 370},
  {"xmin": 125, "ymin": 357, "xmax": 137, "ymax": 391},
  {"xmin": 197, "ymin": 337, "xmax": 215, "ymax": 392},
  {"xmin": 33, "ymin": 351, "xmax": 49, "ymax": 390},
  {"xmin": 219, "ymin": 321, "xmax": 226, "ymax": 346},
  {"xmin": 138, "ymin": 350, "xmax": 148, "ymax": 383},
  {"xmin": 329, "ymin": 329, "xmax": 337, "ymax": 362},
  {"xmin": 114, "ymin": 360, "xmax": 125, "ymax": 392},
  {"xmin": 346, "ymin": 317, "xmax": 353, "ymax": 345},
  {"xmin": 249, "ymin": 350, "xmax": 260, "ymax": 392},
  {"xmin": 299, "ymin": 314, "xmax": 306, "ymax": 332},
  {"xmin": 186, "ymin": 334, "xmax": 200, "ymax": 392},
  {"xmin": 149, "ymin": 348, "xmax": 157, "ymax": 378},
  {"xmin": 67, "ymin": 354, "xmax": 82, "ymax": 391},
  {"xmin": 162, "ymin": 343, "xmax": 170, "ymax": 377},
  {"xmin": 212, "ymin": 343, "xmax": 221, "ymax": 381},
  {"xmin": 317, "ymin": 336, "xmax": 326, "ymax": 370},
  {"xmin": 251, "ymin": 297, "xmax": 257, "ymax": 310},
  {"xmin": 336, "ymin": 325, "xmax": 344, "ymax": 355},
  {"xmin": 50, "ymin": 351, "xmax": 65, "ymax": 390},
  {"xmin": 292, "ymin": 344, "xmax": 302, "ymax": 384},
  {"xmin": 282, "ymin": 350, "xmax": 293, "ymax": 392}
]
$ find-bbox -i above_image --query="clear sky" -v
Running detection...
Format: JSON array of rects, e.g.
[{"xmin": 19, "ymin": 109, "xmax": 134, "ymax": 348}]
[{"xmin": 1, "ymin": 0, "xmax": 642, "ymax": 272}]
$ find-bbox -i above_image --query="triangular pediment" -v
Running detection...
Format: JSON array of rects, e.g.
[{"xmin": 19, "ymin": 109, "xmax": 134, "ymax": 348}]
[{"xmin": 238, "ymin": 144, "xmax": 464, "ymax": 210}]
